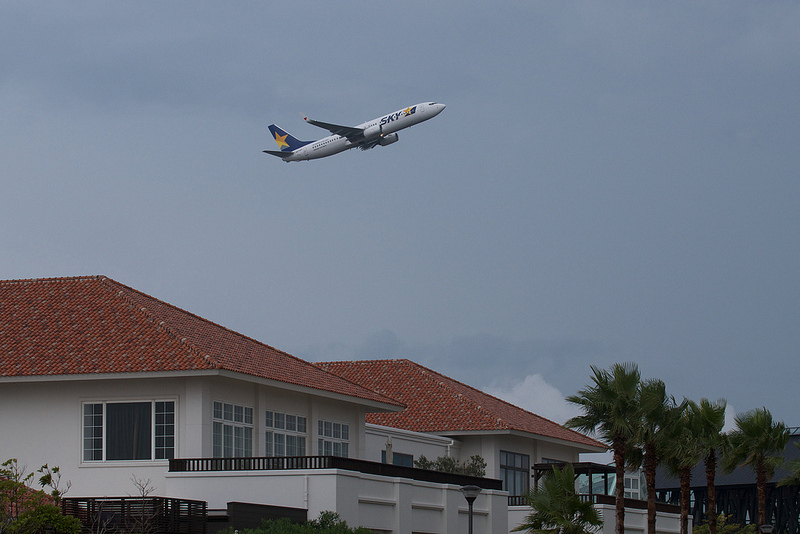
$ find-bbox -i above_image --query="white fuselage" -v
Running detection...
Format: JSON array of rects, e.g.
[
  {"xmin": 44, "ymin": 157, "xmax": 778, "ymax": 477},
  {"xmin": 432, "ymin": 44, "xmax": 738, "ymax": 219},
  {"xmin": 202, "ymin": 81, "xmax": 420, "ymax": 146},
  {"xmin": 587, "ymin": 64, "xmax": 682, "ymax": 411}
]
[{"xmin": 284, "ymin": 102, "xmax": 445, "ymax": 162}]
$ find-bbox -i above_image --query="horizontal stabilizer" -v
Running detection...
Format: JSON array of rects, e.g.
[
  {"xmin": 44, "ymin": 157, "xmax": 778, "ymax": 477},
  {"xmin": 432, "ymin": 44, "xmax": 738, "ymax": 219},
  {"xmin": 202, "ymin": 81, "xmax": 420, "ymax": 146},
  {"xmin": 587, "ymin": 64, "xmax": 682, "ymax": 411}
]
[{"xmin": 263, "ymin": 149, "xmax": 293, "ymax": 158}]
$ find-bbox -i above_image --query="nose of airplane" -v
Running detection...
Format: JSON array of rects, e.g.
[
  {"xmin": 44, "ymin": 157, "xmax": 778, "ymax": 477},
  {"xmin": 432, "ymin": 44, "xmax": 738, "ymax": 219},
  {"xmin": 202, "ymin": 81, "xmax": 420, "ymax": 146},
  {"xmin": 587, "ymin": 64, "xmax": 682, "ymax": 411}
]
[{"xmin": 431, "ymin": 103, "xmax": 446, "ymax": 115}]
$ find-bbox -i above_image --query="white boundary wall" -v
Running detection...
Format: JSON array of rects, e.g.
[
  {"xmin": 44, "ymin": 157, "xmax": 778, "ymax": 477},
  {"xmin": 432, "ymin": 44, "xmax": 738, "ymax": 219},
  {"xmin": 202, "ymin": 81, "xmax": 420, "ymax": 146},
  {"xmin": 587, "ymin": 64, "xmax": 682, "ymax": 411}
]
[
  {"xmin": 166, "ymin": 468, "xmax": 507, "ymax": 534},
  {"xmin": 509, "ymin": 503, "xmax": 689, "ymax": 534}
]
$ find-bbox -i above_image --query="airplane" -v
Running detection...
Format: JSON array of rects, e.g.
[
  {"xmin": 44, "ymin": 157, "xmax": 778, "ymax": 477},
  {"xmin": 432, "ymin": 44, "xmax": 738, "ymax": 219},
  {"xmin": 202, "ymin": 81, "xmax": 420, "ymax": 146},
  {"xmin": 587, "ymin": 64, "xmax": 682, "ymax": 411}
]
[{"xmin": 263, "ymin": 102, "xmax": 446, "ymax": 162}]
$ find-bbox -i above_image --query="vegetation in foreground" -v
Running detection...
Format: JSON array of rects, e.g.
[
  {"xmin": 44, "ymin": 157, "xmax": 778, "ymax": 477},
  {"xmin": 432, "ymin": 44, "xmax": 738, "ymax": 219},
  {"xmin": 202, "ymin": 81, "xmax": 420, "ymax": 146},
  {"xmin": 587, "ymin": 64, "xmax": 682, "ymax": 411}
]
[
  {"xmin": 221, "ymin": 511, "xmax": 371, "ymax": 534},
  {"xmin": 0, "ymin": 459, "xmax": 80, "ymax": 534},
  {"xmin": 692, "ymin": 514, "xmax": 758, "ymax": 534},
  {"xmin": 513, "ymin": 463, "xmax": 602, "ymax": 534}
]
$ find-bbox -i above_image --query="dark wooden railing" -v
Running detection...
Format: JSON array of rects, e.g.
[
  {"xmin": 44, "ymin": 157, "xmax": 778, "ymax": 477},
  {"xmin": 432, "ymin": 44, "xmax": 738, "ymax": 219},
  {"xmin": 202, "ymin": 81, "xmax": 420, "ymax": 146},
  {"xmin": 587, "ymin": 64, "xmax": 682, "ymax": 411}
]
[
  {"xmin": 169, "ymin": 455, "xmax": 503, "ymax": 491},
  {"xmin": 62, "ymin": 496, "xmax": 207, "ymax": 534},
  {"xmin": 579, "ymin": 493, "xmax": 682, "ymax": 514}
]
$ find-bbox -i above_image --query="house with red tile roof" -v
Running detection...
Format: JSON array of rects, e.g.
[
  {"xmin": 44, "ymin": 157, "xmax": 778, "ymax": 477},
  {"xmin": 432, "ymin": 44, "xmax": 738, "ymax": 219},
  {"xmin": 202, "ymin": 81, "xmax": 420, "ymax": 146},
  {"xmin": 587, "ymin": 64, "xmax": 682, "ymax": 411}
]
[
  {"xmin": 1, "ymin": 276, "xmax": 514, "ymax": 533},
  {"xmin": 317, "ymin": 359, "xmax": 606, "ymax": 499}
]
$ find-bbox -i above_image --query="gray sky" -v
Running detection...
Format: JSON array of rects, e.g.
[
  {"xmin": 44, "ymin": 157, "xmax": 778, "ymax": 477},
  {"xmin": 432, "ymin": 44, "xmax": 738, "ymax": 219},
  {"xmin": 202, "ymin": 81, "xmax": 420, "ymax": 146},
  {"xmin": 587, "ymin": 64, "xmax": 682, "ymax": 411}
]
[{"xmin": 2, "ymin": 2, "xmax": 798, "ymax": 428}]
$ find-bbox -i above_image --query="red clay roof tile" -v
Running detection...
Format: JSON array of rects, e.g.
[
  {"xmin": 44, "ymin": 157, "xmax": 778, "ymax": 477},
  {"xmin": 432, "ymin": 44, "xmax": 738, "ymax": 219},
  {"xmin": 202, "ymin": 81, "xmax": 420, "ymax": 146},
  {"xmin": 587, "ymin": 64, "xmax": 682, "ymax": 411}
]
[
  {"xmin": 0, "ymin": 276, "xmax": 401, "ymax": 408},
  {"xmin": 317, "ymin": 359, "xmax": 604, "ymax": 450}
]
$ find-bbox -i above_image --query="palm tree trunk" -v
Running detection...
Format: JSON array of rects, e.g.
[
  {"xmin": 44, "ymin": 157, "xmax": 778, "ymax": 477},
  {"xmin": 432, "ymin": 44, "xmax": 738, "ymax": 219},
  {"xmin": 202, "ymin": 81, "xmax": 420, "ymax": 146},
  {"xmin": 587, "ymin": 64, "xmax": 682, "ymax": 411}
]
[
  {"xmin": 756, "ymin": 462, "xmax": 767, "ymax": 527},
  {"xmin": 679, "ymin": 467, "xmax": 691, "ymax": 534},
  {"xmin": 645, "ymin": 444, "xmax": 657, "ymax": 534},
  {"xmin": 614, "ymin": 438, "xmax": 626, "ymax": 534},
  {"xmin": 706, "ymin": 449, "xmax": 717, "ymax": 534}
]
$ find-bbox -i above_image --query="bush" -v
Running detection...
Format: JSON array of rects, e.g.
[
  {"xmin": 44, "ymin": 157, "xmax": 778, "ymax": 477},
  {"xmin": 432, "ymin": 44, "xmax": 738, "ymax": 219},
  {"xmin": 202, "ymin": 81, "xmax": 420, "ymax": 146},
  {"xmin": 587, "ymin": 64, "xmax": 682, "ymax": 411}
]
[
  {"xmin": 413, "ymin": 454, "xmax": 487, "ymax": 477},
  {"xmin": 222, "ymin": 511, "xmax": 371, "ymax": 534},
  {"xmin": 6, "ymin": 504, "xmax": 81, "ymax": 534},
  {"xmin": 1, "ymin": 459, "xmax": 79, "ymax": 534},
  {"xmin": 692, "ymin": 514, "xmax": 758, "ymax": 534}
]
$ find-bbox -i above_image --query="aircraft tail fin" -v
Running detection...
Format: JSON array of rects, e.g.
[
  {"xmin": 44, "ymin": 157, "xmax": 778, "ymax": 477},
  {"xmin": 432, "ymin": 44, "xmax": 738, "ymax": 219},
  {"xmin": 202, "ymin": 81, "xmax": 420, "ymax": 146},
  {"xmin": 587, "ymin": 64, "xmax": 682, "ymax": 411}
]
[{"xmin": 268, "ymin": 124, "xmax": 312, "ymax": 152}]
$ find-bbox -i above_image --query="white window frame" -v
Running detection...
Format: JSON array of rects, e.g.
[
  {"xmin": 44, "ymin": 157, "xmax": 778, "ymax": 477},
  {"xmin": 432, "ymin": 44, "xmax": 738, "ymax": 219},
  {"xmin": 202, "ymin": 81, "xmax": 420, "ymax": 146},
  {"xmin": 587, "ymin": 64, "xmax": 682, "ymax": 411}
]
[
  {"xmin": 265, "ymin": 411, "xmax": 307, "ymax": 457},
  {"xmin": 317, "ymin": 419, "xmax": 350, "ymax": 458},
  {"xmin": 81, "ymin": 400, "xmax": 176, "ymax": 463},
  {"xmin": 212, "ymin": 401, "xmax": 253, "ymax": 458}
]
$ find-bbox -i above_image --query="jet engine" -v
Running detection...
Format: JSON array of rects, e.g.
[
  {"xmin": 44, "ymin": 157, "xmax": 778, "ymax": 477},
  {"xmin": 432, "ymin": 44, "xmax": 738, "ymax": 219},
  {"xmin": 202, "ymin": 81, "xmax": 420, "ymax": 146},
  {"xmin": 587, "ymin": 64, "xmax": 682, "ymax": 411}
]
[
  {"xmin": 379, "ymin": 132, "xmax": 399, "ymax": 146},
  {"xmin": 363, "ymin": 124, "xmax": 381, "ymax": 139}
]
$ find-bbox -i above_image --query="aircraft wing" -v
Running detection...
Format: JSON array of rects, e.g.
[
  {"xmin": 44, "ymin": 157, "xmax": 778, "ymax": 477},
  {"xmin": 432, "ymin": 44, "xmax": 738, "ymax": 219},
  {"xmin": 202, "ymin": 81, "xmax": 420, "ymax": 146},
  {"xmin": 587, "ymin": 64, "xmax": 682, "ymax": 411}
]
[{"xmin": 304, "ymin": 117, "xmax": 364, "ymax": 141}]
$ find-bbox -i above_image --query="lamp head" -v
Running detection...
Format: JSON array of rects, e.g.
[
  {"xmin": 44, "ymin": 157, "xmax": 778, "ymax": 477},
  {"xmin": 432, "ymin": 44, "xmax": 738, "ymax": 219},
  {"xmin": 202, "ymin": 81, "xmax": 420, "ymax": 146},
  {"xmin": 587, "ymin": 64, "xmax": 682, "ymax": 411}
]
[{"xmin": 460, "ymin": 485, "xmax": 482, "ymax": 504}]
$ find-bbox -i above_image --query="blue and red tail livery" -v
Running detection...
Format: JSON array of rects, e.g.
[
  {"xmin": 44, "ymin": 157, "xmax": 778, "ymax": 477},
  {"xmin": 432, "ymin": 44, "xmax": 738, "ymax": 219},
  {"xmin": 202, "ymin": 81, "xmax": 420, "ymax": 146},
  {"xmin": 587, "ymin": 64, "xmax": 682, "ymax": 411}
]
[{"xmin": 263, "ymin": 102, "xmax": 445, "ymax": 162}]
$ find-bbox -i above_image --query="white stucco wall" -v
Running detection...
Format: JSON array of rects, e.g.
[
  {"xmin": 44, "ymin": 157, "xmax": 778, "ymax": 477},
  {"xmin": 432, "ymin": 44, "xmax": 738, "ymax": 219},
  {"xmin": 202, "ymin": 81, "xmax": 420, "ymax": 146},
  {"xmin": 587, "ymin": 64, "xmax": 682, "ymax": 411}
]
[
  {"xmin": 0, "ymin": 374, "xmax": 373, "ymax": 499},
  {"xmin": 165, "ymin": 468, "xmax": 508, "ymax": 534},
  {"xmin": 365, "ymin": 424, "xmax": 459, "ymax": 465}
]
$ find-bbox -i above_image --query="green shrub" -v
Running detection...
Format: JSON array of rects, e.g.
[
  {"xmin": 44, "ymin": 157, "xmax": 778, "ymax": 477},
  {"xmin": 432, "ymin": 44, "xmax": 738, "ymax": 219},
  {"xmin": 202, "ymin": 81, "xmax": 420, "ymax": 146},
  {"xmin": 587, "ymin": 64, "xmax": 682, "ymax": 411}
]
[
  {"xmin": 413, "ymin": 454, "xmax": 487, "ymax": 477},
  {"xmin": 222, "ymin": 511, "xmax": 371, "ymax": 534},
  {"xmin": 692, "ymin": 514, "xmax": 758, "ymax": 534},
  {"xmin": 1, "ymin": 459, "xmax": 79, "ymax": 534},
  {"xmin": 6, "ymin": 504, "xmax": 81, "ymax": 534}
]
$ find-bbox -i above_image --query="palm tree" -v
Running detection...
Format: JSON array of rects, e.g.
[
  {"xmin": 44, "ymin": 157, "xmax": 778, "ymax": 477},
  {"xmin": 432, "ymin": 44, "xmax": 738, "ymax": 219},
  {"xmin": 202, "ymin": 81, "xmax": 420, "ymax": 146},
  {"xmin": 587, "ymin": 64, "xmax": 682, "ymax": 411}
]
[
  {"xmin": 513, "ymin": 463, "xmax": 603, "ymax": 534},
  {"xmin": 722, "ymin": 407, "xmax": 790, "ymax": 527},
  {"xmin": 566, "ymin": 362, "xmax": 641, "ymax": 534},
  {"xmin": 693, "ymin": 398, "xmax": 727, "ymax": 534},
  {"xmin": 629, "ymin": 379, "xmax": 681, "ymax": 534},
  {"xmin": 660, "ymin": 401, "xmax": 704, "ymax": 534}
]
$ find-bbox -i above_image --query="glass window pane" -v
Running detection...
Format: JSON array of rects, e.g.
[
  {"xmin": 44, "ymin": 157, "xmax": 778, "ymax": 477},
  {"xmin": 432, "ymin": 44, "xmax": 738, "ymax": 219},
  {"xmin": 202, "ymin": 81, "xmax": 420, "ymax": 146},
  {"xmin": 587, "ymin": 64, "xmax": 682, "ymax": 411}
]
[{"xmin": 106, "ymin": 402, "xmax": 152, "ymax": 461}]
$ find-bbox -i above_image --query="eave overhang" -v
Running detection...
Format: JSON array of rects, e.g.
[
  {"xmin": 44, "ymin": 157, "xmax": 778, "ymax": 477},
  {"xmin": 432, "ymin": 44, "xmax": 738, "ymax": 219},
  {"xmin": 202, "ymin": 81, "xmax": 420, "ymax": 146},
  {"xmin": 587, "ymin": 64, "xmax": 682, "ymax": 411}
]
[{"xmin": 0, "ymin": 369, "xmax": 405, "ymax": 413}]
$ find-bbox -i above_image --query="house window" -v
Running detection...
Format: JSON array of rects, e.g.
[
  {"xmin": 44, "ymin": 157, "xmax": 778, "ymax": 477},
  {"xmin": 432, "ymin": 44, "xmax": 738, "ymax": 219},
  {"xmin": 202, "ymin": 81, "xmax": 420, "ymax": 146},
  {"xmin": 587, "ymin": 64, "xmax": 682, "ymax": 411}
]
[
  {"xmin": 265, "ymin": 411, "xmax": 307, "ymax": 457},
  {"xmin": 212, "ymin": 402, "xmax": 253, "ymax": 458},
  {"xmin": 317, "ymin": 419, "xmax": 349, "ymax": 457},
  {"xmin": 500, "ymin": 450, "xmax": 530, "ymax": 496},
  {"xmin": 624, "ymin": 475, "xmax": 640, "ymax": 499},
  {"xmin": 82, "ymin": 401, "xmax": 175, "ymax": 462}
]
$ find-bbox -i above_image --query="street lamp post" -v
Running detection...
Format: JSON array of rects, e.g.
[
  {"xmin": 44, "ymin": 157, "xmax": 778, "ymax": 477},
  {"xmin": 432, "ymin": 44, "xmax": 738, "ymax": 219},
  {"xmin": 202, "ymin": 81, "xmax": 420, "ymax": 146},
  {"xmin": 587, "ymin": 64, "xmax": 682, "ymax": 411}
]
[{"xmin": 460, "ymin": 485, "xmax": 482, "ymax": 534}]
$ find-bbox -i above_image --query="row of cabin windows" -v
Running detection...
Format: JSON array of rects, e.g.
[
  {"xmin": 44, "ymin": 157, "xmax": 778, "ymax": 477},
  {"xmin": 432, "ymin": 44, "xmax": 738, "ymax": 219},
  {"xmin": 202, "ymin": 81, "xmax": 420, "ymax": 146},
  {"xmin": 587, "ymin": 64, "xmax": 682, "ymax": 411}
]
[{"xmin": 82, "ymin": 401, "xmax": 350, "ymax": 462}]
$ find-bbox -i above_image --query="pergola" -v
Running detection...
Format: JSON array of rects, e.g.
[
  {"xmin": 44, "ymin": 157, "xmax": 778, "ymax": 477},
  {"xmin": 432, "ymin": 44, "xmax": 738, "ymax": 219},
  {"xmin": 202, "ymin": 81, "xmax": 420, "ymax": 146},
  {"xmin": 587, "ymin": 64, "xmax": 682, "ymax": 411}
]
[{"xmin": 532, "ymin": 461, "xmax": 616, "ymax": 496}]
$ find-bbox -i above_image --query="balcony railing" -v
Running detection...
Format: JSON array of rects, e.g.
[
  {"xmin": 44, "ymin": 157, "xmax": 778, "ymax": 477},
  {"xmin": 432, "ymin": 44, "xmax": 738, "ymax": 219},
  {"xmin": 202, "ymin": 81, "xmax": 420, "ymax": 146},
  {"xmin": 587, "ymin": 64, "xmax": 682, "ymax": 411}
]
[
  {"xmin": 511, "ymin": 493, "xmax": 682, "ymax": 512},
  {"xmin": 580, "ymin": 493, "xmax": 682, "ymax": 514},
  {"xmin": 169, "ymin": 455, "xmax": 503, "ymax": 491}
]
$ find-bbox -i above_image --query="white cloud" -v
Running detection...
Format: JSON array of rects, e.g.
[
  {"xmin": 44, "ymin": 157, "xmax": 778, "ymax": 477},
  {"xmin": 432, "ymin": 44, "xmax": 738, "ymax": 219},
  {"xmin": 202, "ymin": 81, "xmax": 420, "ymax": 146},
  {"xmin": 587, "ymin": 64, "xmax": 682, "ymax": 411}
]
[
  {"xmin": 485, "ymin": 373, "xmax": 581, "ymax": 425},
  {"xmin": 723, "ymin": 403, "xmax": 737, "ymax": 433}
]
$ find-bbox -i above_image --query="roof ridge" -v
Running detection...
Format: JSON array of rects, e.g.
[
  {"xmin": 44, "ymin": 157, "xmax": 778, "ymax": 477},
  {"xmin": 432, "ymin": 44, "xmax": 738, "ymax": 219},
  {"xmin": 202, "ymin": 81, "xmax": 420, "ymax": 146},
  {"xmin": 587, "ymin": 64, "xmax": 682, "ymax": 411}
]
[
  {"xmin": 410, "ymin": 361, "xmax": 605, "ymax": 445},
  {"xmin": 319, "ymin": 359, "xmax": 512, "ymax": 427},
  {"xmin": 0, "ymin": 275, "xmax": 102, "ymax": 286},
  {"xmin": 97, "ymin": 276, "xmax": 313, "ymax": 369},
  {"xmin": 321, "ymin": 358, "xmax": 604, "ymax": 447},
  {"xmin": 96, "ymin": 277, "xmax": 219, "ymax": 370},
  {"xmin": 95, "ymin": 280, "xmax": 404, "ymax": 405}
]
